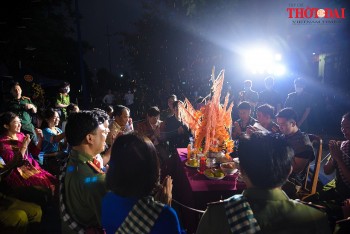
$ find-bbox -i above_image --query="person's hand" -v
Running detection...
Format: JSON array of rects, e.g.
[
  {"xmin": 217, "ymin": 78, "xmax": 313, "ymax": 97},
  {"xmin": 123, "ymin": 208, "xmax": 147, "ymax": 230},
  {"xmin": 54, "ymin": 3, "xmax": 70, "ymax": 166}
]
[
  {"xmin": 25, "ymin": 103, "xmax": 35, "ymax": 110},
  {"xmin": 329, "ymin": 140, "xmax": 342, "ymax": 162},
  {"xmin": 35, "ymin": 128, "xmax": 43, "ymax": 139},
  {"xmin": 155, "ymin": 175, "xmax": 173, "ymax": 206},
  {"xmin": 23, "ymin": 134, "xmax": 31, "ymax": 148},
  {"xmin": 246, "ymin": 125, "xmax": 258, "ymax": 136}
]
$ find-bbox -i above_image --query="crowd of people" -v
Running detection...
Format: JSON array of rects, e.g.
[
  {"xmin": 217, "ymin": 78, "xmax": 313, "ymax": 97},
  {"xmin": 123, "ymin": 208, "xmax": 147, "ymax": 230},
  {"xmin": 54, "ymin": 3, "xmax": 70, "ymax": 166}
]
[{"xmin": 0, "ymin": 77, "xmax": 349, "ymax": 234}]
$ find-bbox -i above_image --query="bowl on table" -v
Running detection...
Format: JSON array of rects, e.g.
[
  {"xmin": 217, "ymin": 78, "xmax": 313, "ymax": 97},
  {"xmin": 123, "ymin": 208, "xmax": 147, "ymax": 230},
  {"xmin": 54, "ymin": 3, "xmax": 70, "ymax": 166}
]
[{"xmin": 220, "ymin": 162, "xmax": 238, "ymax": 175}]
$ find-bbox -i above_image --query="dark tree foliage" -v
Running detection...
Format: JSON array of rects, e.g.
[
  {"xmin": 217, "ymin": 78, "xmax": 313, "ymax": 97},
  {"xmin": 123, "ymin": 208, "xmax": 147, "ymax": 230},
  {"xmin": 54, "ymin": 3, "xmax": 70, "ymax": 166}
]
[{"xmin": 0, "ymin": 0, "xmax": 92, "ymax": 89}]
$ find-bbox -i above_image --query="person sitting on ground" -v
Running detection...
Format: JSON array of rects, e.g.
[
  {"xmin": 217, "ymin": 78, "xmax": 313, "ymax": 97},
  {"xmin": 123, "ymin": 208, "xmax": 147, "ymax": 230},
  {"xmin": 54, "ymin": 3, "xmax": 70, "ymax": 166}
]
[
  {"xmin": 256, "ymin": 104, "xmax": 280, "ymax": 133},
  {"xmin": 232, "ymin": 101, "xmax": 257, "ymax": 139},
  {"xmin": 106, "ymin": 105, "xmax": 133, "ymax": 146},
  {"xmin": 276, "ymin": 108, "xmax": 314, "ymax": 196},
  {"xmin": 0, "ymin": 112, "xmax": 57, "ymax": 204},
  {"xmin": 196, "ymin": 132, "xmax": 331, "ymax": 234},
  {"xmin": 61, "ymin": 110, "xmax": 109, "ymax": 233},
  {"xmin": 102, "ymin": 133, "xmax": 182, "ymax": 234}
]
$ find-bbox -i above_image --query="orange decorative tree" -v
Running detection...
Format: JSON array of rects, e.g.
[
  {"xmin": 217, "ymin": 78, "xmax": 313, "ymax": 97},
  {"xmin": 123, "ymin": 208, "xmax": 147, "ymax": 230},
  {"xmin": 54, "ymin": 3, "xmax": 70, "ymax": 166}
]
[{"xmin": 178, "ymin": 69, "xmax": 234, "ymax": 156}]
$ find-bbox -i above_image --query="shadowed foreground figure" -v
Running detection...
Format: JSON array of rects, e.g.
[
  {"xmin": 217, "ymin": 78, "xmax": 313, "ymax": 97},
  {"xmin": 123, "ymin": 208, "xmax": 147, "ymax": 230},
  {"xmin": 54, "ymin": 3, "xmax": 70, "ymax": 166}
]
[{"xmin": 196, "ymin": 132, "xmax": 331, "ymax": 234}]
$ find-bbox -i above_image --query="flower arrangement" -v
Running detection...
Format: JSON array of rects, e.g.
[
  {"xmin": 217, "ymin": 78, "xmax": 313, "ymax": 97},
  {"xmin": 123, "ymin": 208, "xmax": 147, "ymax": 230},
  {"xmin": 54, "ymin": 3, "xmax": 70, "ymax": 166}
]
[{"xmin": 178, "ymin": 69, "xmax": 234, "ymax": 156}]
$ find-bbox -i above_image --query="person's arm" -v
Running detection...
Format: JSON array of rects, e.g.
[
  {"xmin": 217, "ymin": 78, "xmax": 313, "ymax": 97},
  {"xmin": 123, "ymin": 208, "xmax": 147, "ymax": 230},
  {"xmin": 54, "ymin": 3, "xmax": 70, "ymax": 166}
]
[
  {"xmin": 232, "ymin": 121, "xmax": 242, "ymax": 139},
  {"xmin": 329, "ymin": 140, "xmax": 350, "ymax": 182},
  {"xmin": 55, "ymin": 94, "xmax": 69, "ymax": 108},
  {"xmin": 297, "ymin": 107, "xmax": 311, "ymax": 127},
  {"xmin": 323, "ymin": 155, "xmax": 336, "ymax": 175},
  {"xmin": 292, "ymin": 157, "xmax": 309, "ymax": 173}
]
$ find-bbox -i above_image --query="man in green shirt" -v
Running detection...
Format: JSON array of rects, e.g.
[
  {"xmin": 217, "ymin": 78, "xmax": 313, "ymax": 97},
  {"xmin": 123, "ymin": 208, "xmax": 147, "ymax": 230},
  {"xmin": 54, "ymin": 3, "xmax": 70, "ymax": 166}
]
[
  {"xmin": 6, "ymin": 82, "xmax": 37, "ymax": 140},
  {"xmin": 61, "ymin": 110, "xmax": 109, "ymax": 233},
  {"xmin": 196, "ymin": 132, "xmax": 331, "ymax": 234}
]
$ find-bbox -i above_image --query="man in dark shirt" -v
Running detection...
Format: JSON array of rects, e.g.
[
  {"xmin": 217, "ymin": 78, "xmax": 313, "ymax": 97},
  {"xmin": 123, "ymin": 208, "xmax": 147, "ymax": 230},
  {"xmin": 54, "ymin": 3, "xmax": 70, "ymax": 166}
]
[
  {"xmin": 276, "ymin": 108, "xmax": 314, "ymax": 188},
  {"xmin": 259, "ymin": 76, "xmax": 281, "ymax": 114},
  {"xmin": 284, "ymin": 78, "xmax": 311, "ymax": 131}
]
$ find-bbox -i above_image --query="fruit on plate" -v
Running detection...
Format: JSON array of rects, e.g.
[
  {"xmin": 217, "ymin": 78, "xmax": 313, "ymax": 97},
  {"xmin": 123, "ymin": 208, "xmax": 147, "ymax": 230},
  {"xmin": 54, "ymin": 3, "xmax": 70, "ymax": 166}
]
[
  {"xmin": 214, "ymin": 170, "xmax": 224, "ymax": 178},
  {"xmin": 204, "ymin": 169, "xmax": 224, "ymax": 178},
  {"xmin": 188, "ymin": 158, "xmax": 198, "ymax": 167}
]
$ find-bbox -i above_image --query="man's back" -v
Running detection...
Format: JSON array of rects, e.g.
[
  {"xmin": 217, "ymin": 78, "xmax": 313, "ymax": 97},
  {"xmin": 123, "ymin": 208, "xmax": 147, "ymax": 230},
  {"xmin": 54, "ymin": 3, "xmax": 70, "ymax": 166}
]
[{"xmin": 196, "ymin": 188, "xmax": 331, "ymax": 234}]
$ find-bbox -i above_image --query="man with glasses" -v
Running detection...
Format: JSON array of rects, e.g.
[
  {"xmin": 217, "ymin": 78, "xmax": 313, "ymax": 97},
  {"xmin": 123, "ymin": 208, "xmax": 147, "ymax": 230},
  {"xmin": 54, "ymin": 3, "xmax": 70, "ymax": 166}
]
[{"xmin": 61, "ymin": 110, "xmax": 109, "ymax": 233}]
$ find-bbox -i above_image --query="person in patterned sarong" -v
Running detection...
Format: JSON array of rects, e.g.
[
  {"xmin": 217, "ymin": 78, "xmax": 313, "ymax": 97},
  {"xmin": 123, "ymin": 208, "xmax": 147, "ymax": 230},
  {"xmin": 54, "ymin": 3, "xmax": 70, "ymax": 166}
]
[
  {"xmin": 0, "ymin": 112, "xmax": 57, "ymax": 205},
  {"xmin": 102, "ymin": 133, "xmax": 183, "ymax": 234},
  {"xmin": 196, "ymin": 132, "xmax": 330, "ymax": 234}
]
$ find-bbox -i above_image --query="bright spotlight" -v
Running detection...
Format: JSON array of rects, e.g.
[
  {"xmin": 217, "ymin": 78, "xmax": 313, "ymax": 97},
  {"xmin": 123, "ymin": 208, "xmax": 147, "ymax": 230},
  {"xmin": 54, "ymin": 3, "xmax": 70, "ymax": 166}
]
[
  {"xmin": 274, "ymin": 53, "xmax": 282, "ymax": 61},
  {"xmin": 243, "ymin": 47, "xmax": 286, "ymax": 76},
  {"xmin": 273, "ymin": 64, "xmax": 286, "ymax": 76}
]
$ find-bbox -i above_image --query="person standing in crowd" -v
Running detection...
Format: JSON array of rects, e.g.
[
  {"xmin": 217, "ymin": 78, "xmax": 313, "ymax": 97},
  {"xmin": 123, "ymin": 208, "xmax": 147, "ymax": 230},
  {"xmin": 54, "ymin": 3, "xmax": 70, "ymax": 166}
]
[
  {"xmin": 163, "ymin": 100, "xmax": 190, "ymax": 155},
  {"xmin": 276, "ymin": 108, "xmax": 314, "ymax": 196},
  {"xmin": 161, "ymin": 94, "xmax": 177, "ymax": 121},
  {"xmin": 284, "ymin": 78, "xmax": 311, "ymax": 131},
  {"xmin": 55, "ymin": 82, "xmax": 71, "ymax": 122},
  {"xmin": 61, "ymin": 110, "xmax": 109, "ymax": 233},
  {"xmin": 6, "ymin": 82, "xmax": 38, "ymax": 141},
  {"xmin": 106, "ymin": 105, "xmax": 133, "ymax": 146},
  {"xmin": 102, "ymin": 89, "xmax": 115, "ymax": 106},
  {"xmin": 259, "ymin": 76, "xmax": 281, "ymax": 114},
  {"xmin": 238, "ymin": 80, "xmax": 259, "ymax": 112},
  {"xmin": 196, "ymin": 132, "xmax": 330, "ymax": 234},
  {"xmin": 102, "ymin": 133, "xmax": 182, "ymax": 234},
  {"xmin": 232, "ymin": 101, "xmax": 257, "ymax": 139}
]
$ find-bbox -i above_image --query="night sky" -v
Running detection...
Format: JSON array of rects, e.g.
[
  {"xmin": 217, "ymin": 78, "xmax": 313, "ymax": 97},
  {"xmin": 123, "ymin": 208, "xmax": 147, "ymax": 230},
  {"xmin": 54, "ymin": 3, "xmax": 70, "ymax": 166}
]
[{"xmin": 79, "ymin": 0, "xmax": 142, "ymax": 76}]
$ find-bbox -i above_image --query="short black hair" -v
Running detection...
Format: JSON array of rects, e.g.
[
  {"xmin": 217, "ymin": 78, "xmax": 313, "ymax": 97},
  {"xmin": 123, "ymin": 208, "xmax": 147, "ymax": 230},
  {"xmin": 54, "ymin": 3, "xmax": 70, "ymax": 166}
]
[
  {"xmin": 238, "ymin": 132, "xmax": 293, "ymax": 188},
  {"xmin": 342, "ymin": 112, "xmax": 350, "ymax": 121},
  {"xmin": 168, "ymin": 94, "xmax": 177, "ymax": 100},
  {"xmin": 106, "ymin": 133, "xmax": 160, "ymax": 198},
  {"xmin": 0, "ymin": 112, "xmax": 17, "ymax": 135},
  {"xmin": 276, "ymin": 108, "xmax": 298, "ymax": 122},
  {"xmin": 65, "ymin": 110, "xmax": 106, "ymax": 146},
  {"xmin": 113, "ymin": 105, "xmax": 129, "ymax": 117},
  {"xmin": 147, "ymin": 106, "xmax": 160, "ymax": 117},
  {"xmin": 41, "ymin": 108, "xmax": 59, "ymax": 129},
  {"xmin": 10, "ymin": 81, "xmax": 21, "ymax": 90},
  {"xmin": 257, "ymin": 104, "xmax": 274, "ymax": 118},
  {"xmin": 238, "ymin": 101, "xmax": 251, "ymax": 110},
  {"xmin": 66, "ymin": 103, "xmax": 79, "ymax": 115}
]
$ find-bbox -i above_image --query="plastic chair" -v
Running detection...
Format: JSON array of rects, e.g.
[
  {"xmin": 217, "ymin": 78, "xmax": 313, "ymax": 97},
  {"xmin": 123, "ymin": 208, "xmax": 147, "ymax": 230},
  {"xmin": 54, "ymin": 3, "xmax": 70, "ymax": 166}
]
[{"xmin": 298, "ymin": 134, "xmax": 323, "ymax": 200}]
